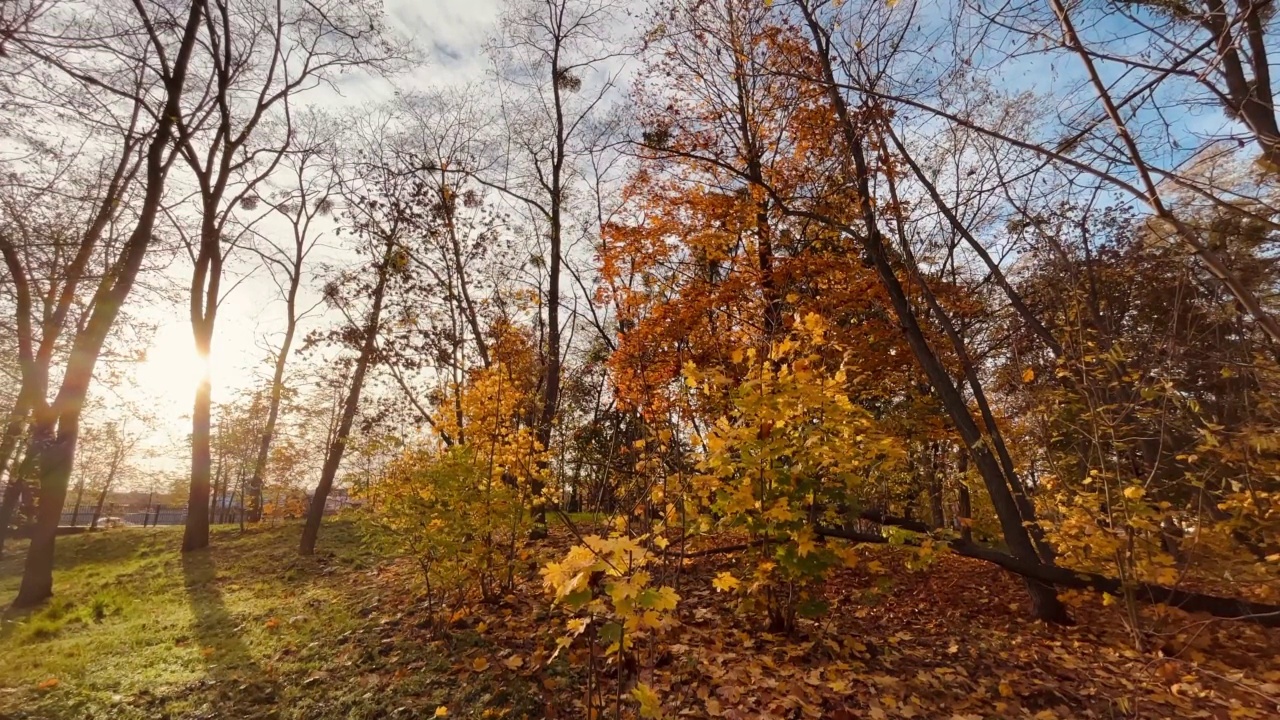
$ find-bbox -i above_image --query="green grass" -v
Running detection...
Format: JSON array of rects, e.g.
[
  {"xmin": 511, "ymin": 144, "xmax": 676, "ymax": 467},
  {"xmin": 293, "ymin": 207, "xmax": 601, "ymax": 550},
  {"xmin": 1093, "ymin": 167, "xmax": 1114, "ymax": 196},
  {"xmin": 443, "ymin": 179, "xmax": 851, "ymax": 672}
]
[{"xmin": 0, "ymin": 521, "xmax": 492, "ymax": 720}]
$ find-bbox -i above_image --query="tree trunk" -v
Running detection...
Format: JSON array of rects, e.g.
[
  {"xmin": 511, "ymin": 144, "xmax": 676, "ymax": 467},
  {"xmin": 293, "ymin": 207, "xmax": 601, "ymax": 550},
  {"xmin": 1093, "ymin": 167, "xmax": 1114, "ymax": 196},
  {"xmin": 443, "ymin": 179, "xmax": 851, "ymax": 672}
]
[
  {"xmin": 69, "ymin": 475, "xmax": 85, "ymax": 527},
  {"xmin": 300, "ymin": 242, "xmax": 390, "ymax": 556},
  {"xmin": 90, "ymin": 481, "xmax": 109, "ymax": 531},
  {"xmin": 13, "ymin": 425, "xmax": 77, "ymax": 607},
  {"xmin": 957, "ymin": 451, "xmax": 973, "ymax": 545},
  {"xmin": 0, "ymin": 390, "xmax": 29, "ymax": 494},
  {"xmin": 927, "ymin": 445, "xmax": 945, "ymax": 530},
  {"xmin": 183, "ymin": 366, "xmax": 213, "ymax": 552},
  {"xmin": 209, "ymin": 459, "xmax": 222, "ymax": 522},
  {"xmin": 0, "ymin": 476, "xmax": 23, "ymax": 557},
  {"xmin": 531, "ymin": 40, "xmax": 570, "ymax": 536},
  {"xmin": 815, "ymin": 525, "xmax": 1280, "ymax": 626},
  {"xmin": 247, "ymin": 306, "xmax": 298, "ymax": 523},
  {"xmin": 793, "ymin": 2, "xmax": 1068, "ymax": 623}
]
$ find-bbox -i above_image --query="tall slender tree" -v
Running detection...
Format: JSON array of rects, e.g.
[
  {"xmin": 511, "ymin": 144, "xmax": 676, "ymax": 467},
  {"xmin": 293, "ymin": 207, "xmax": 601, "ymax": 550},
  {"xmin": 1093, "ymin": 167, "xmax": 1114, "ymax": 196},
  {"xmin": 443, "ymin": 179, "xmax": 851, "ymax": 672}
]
[{"xmin": 2, "ymin": 0, "xmax": 204, "ymax": 607}]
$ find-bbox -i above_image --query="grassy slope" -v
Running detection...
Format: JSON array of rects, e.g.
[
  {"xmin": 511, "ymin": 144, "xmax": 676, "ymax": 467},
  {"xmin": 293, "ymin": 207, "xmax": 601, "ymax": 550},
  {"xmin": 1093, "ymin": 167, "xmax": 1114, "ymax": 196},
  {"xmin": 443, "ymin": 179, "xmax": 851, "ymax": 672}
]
[{"xmin": 0, "ymin": 522, "xmax": 502, "ymax": 720}]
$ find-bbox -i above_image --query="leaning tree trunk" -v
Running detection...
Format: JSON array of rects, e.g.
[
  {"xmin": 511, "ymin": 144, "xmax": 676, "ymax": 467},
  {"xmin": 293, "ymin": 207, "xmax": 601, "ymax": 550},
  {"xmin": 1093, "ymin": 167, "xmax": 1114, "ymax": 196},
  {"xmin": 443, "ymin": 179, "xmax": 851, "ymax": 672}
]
[
  {"xmin": 14, "ymin": 424, "xmax": 76, "ymax": 607},
  {"xmin": 299, "ymin": 245, "xmax": 390, "ymax": 556},
  {"xmin": 12, "ymin": 0, "xmax": 203, "ymax": 608},
  {"xmin": 794, "ymin": 0, "xmax": 1068, "ymax": 623},
  {"xmin": 246, "ymin": 297, "xmax": 298, "ymax": 523}
]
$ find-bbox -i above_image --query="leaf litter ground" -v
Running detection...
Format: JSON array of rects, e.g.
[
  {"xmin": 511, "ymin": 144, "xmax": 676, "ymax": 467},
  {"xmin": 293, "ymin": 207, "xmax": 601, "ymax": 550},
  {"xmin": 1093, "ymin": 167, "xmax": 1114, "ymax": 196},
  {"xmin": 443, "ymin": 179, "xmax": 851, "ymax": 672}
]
[{"xmin": 1, "ymin": 522, "xmax": 1277, "ymax": 719}]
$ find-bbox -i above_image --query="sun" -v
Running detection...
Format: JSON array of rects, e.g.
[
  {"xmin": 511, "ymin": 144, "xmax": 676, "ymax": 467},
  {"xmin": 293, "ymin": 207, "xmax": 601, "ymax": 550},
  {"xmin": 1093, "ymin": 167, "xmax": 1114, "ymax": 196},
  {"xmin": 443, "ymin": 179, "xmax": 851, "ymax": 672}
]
[{"xmin": 139, "ymin": 323, "xmax": 214, "ymax": 403}]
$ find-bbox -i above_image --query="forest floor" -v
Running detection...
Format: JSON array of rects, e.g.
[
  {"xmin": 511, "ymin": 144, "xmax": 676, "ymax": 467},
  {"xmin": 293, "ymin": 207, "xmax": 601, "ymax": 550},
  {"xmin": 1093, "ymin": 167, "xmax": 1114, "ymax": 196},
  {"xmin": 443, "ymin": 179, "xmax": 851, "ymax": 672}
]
[{"xmin": 1, "ymin": 521, "xmax": 1278, "ymax": 720}]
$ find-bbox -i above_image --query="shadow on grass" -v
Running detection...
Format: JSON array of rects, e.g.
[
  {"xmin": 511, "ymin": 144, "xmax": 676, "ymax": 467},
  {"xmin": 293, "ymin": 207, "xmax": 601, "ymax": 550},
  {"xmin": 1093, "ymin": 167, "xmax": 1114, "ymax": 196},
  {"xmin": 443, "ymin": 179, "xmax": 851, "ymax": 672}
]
[{"xmin": 181, "ymin": 549, "xmax": 277, "ymax": 704}]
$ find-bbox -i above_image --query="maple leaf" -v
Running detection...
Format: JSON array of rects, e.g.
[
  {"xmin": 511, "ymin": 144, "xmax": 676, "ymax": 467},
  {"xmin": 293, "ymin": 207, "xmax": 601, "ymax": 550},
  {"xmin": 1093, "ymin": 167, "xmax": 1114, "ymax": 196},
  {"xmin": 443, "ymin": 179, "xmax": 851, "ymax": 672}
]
[
  {"xmin": 712, "ymin": 572, "xmax": 740, "ymax": 592},
  {"xmin": 503, "ymin": 655, "xmax": 524, "ymax": 670},
  {"xmin": 632, "ymin": 682, "xmax": 663, "ymax": 719},
  {"xmin": 434, "ymin": 706, "xmax": 448, "ymax": 717},
  {"xmin": 795, "ymin": 527, "xmax": 817, "ymax": 557},
  {"xmin": 471, "ymin": 657, "xmax": 490, "ymax": 672},
  {"xmin": 650, "ymin": 586, "xmax": 680, "ymax": 612}
]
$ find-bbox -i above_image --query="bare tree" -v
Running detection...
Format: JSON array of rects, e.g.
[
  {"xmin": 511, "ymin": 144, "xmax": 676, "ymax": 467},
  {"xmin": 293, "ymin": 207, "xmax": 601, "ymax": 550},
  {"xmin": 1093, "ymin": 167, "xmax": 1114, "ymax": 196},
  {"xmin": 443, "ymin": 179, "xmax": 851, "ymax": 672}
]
[
  {"xmin": 483, "ymin": 0, "xmax": 628, "ymax": 530},
  {"xmin": 172, "ymin": 0, "xmax": 404, "ymax": 553},
  {"xmin": 1, "ymin": 0, "xmax": 204, "ymax": 608},
  {"xmin": 242, "ymin": 111, "xmax": 339, "ymax": 522},
  {"xmin": 298, "ymin": 155, "xmax": 407, "ymax": 555}
]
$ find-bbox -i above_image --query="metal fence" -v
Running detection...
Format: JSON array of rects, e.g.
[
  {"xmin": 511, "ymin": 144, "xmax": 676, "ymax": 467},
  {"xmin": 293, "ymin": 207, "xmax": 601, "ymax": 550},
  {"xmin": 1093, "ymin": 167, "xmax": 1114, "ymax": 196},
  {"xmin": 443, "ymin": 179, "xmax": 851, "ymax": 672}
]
[{"xmin": 58, "ymin": 505, "xmax": 244, "ymax": 528}]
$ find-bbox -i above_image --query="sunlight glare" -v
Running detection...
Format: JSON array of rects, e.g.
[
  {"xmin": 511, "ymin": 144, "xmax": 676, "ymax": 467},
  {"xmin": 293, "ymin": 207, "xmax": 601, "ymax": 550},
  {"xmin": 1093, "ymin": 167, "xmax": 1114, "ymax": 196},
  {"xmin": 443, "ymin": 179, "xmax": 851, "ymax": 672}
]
[{"xmin": 140, "ymin": 324, "xmax": 215, "ymax": 402}]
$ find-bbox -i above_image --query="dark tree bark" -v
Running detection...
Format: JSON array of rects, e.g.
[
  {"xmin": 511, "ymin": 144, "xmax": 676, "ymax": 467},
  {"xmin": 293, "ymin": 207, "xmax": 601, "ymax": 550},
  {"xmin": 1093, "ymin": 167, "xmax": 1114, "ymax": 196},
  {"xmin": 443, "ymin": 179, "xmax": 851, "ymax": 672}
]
[
  {"xmin": 299, "ymin": 240, "xmax": 392, "ymax": 556},
  {"xmin": 11, "ymin": 0, "xmax": 203, "ymax": 608},
  {"xmin": 957, "ymin": 451, "xmax": 972, "ymax": 545},
  {"xmin": 926, "ymin": 445, "xmax": 945, "ymax": 530},
  {"xmin": 89, "ymin": 482, "xmax": 109, "ymax": 531},
  {"xmin": 69, "ymin": 475, "xmax": 85, "ymax": 527},
  {"xmin": 0, "ymin": 475, "xmax": 23, "ymax": 556},
  {"xmin": 246, "ymin": 273, "xmax": 299, "ymax": 522},
  {"xmin": 816, "ymin": 525, "xmax": 1280, "ymax": 627},
  {"xmin": 795, "ymin": 0, "xmax": 1068, "ymax": 623}
]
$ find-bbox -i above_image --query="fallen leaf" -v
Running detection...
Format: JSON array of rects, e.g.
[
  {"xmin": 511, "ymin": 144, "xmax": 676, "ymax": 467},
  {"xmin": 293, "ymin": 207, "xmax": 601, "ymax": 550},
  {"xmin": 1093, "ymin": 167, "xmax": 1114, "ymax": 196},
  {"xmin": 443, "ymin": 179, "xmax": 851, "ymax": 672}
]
[{"xmin": 712, "ymin": 572, "xmax": 740, "ymax": 592}]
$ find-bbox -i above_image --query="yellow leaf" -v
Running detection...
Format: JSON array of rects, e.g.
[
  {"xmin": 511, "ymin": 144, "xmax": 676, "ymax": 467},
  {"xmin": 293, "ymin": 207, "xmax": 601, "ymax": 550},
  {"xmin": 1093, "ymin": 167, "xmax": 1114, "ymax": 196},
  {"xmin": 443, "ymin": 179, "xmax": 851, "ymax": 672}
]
[
  {"xmin": 651, "ymin": 586, "xmax": 680, "ymax": 612},
  {"xmin": 472, "ymin": 657, "xmax": 490, "ymax": 672},
  {"xmin": 1021, "ymin": 367, "xmax": 1035, "ymax": 383},
  {"xmin": 503, "ymin": 655, "xmax": 524, "ymax": 670},
  {"xmin": 632, "ymin": 682, "xmax": 663, "ymax": 719},
  {"xmin": 712, "ymin": 572, "xmax": 740, "ymax": 592},
  {"xmin": 566, "ymin": 617, "xmax": 591, "ymax": 636},
  {"xmin": 795, "ymin": 527, "xmax": 817, "ymax": 557},
  {"xmin": 435, "ymin": 706, "xmax": 449, "ymax": 717},
  {"xmin": 998, "ymin": 681, "xmax": 1014, "ymax": 697},
  {"xmin": 1123, "ymin": 486, "xmax": 1145, "ymax": 500},
  {"xmin": 1102, "ymin": 592, "xmax": 1116, "ymax": 607}
]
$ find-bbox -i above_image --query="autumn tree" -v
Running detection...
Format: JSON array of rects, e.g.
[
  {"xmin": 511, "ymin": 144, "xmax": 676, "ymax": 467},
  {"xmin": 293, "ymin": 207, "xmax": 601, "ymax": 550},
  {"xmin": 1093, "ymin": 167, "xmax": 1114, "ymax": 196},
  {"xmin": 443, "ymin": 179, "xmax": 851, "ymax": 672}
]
[
  {"xmin": 243, "ymin": 110, "xmax": 341, "ymax": 522},
  {"xmin": 483, "ymin": 0, "xmax": 628, "ymax": 530},
  {"xmin": 0, "ymin": 0, "xmax": 203, "ymax": 607},
  {"xmin": 174, "ymin": 0, "xmax": 404, "ymax": 553}
]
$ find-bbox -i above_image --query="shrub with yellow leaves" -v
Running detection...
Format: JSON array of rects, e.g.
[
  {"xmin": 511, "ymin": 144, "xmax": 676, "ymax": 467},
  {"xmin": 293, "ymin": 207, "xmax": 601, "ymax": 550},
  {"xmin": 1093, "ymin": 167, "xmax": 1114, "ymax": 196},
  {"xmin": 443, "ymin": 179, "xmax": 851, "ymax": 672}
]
[
  {"xmin": 542, "ymin": 532, "xmax": 680, "ymax": 718},
  {"xmin": 363, "ymin": 329, "xmax": 549, "ymax": 617},
  {"xmin": 687, "ymin": 323, "xmax": 904, "ymax": 631}
]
